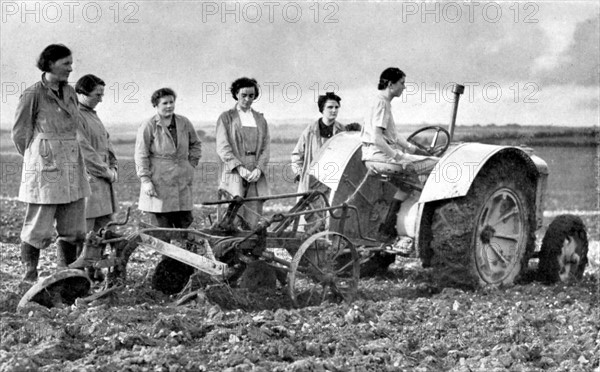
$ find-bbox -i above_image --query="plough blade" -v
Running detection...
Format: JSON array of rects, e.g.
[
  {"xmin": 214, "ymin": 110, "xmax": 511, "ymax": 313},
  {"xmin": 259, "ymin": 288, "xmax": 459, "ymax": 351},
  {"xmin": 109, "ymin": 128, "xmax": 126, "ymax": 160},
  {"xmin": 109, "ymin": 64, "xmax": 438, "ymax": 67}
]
[{"xmin": 138, "ymin": 234, "xmax": 228, "ymax": 277}]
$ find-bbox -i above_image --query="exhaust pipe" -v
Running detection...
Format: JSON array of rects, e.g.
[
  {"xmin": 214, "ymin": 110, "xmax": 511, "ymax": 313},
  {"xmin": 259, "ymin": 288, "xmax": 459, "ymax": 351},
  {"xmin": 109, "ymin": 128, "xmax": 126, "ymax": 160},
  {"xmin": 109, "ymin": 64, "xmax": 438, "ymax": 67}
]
[{"xmin": 448, "ymin": 84, "xmax": 465, "ymax": 142}]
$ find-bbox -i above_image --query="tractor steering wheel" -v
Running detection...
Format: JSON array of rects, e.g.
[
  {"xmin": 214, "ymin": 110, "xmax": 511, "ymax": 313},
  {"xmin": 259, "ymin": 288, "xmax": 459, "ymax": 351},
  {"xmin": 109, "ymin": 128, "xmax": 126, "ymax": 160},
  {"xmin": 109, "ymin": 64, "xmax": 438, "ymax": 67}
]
[{"xmin": 407, "ymin": 126, "xmax": 451, "ymax": 157}]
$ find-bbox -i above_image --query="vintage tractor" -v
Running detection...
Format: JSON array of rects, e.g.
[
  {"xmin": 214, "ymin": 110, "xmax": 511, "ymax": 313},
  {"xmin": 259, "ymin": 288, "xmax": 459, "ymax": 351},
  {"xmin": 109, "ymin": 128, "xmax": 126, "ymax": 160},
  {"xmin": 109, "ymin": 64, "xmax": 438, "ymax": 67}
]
[
  {"xmin": 307, "ymin": 84, "xmax": 549, "ymax": 288},
  {"xmin": 18, "ymin": 84, "xmax": 588, "ymax": 310}
]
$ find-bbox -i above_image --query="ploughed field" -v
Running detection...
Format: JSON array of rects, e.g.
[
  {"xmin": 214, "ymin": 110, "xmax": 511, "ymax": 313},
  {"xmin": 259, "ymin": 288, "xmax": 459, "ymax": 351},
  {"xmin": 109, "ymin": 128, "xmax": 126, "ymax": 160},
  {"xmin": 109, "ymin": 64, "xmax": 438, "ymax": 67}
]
[{"xmin": 0, "ymin": 142, "xmax": 598, "ymax": 371}]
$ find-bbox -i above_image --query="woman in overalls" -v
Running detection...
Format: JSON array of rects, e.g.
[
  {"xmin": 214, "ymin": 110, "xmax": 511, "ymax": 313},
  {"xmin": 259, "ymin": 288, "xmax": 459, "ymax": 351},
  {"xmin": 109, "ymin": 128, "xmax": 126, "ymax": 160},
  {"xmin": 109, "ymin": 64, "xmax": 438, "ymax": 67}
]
[{"xmin": 216, "ymin": 77, "xmax": 270, "ymax": 229}]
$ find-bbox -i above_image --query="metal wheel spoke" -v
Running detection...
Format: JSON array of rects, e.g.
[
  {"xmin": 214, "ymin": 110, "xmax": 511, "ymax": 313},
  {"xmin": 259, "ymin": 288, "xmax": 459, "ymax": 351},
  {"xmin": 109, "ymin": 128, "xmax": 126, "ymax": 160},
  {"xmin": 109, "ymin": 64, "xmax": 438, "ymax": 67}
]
[
  {"xmin": 301, "ymin": 286, "xmax": 317, "ymax": 305},
  {"xmin": 334, "ymin": 260, "xmax": 354, "ymax": 275},
  {"xmin": 491, "ymin": 207, "xmax": 519, "ymax": 227},
  {"xmin": 484, "ymin": 243, "xmax": 510, "ymax": 264},
  {"xmin": 488, "ymin": 200, "xmax": 505, "ymax": 224},
  {"xmin": 296, "ymin": 279, "xmax": 326, "ymax": 306},
  {"xmin": 330, "ymin": 244, "xmax": 352, "ymax": 263},
  {"xmin": 492, "ymin": 232, "xmax": 521, "ymax": 243},
  {"xmin": 479, "ymin": 247, "xmax": 493, "ymax": 271},
  {"xmin": 313, "ymin": 240, "xmax": 327, "ymax": 267},
  {"xmin": 289, "ymin": 231, "xmax": 358, "ymax": 307},
  {"xmin": 320, "ymin": 285, "xmax": 329, "ymax": 303},
  {"xmin": 479, "ymin": 205, "xmax": 493, "ymax": 228},
  {"xmin": 302, "ymin": 252, "xmax": 326, "ymax": 276},
  {"xmin": 326, "ymin": 237, "xmax": 345, "ymax": 257}
]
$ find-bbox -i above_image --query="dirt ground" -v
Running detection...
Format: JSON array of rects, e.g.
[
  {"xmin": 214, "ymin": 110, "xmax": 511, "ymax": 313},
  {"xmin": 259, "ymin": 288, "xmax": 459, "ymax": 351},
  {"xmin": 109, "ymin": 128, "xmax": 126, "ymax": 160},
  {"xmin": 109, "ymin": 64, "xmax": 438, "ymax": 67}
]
[{"xmin": 0, "ymin": 198, "xmax": 599, "ymax": 372}]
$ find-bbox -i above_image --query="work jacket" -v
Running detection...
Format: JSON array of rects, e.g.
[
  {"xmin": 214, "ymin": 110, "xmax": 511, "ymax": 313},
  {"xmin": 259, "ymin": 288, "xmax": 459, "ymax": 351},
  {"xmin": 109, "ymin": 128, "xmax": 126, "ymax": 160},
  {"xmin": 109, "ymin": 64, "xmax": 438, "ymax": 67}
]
[
  {"xmin": 291, "ymin": 120, "xmax": 345, "ymax": 193},
  {"xmin": 11, "ymin": 76, "xmax": 109, "ymax": 204},
  {"xmin": 135, "ymin": 114, "xmax": 202, "ymax": 212},
  {"xmin": 215, "ymin": 106, "xmax": 270, "ymax": 197},
  {"xmin": 79, "ymin": 104, "xmax": 118, "ymax": 218}
]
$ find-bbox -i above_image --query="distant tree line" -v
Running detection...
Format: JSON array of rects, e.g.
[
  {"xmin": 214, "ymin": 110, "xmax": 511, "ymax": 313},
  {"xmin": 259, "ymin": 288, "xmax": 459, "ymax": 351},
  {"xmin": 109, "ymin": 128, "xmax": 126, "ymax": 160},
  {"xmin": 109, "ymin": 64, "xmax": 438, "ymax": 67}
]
[
  {"xmin": 0, "ymin": 126, "xmax": 596, "ymax": 147},
  {"xmin": 456, "ymin": 127, "xmax": 598, "ymax": 147}
]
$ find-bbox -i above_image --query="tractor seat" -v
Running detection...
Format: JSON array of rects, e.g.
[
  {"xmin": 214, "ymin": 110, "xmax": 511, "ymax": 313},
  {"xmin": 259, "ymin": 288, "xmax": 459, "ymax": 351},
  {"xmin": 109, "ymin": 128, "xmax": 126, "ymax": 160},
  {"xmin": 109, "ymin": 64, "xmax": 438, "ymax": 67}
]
[{"xmin": 364, "ymin": 157, "xmax": 439, "ymax": 190}]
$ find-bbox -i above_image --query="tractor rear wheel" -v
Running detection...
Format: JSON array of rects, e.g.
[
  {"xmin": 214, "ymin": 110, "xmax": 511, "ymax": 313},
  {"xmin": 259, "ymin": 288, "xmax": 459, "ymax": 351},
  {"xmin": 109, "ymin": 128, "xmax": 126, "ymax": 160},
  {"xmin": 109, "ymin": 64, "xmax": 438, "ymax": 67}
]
[{"xmin": 428, "ymin": 159, "xmax": 536, "ymax": 288}]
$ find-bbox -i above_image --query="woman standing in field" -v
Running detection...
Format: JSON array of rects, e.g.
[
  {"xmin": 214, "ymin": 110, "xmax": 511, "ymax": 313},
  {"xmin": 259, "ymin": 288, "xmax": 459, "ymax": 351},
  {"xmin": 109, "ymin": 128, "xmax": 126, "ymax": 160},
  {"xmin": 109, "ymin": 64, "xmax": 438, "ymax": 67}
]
[
  {"xmin": 75, "ymin": 74, "xmax": 118, "ymax": 233},
  {"xmin": 291, "ymin": 92, "xmax": 359, "ymax": 232},
  {"xmin": 68, "ymin": 74, "xmax": 119, "ymax": 278},
  {"xmin": 11, "ymin": 44, "xmax": 113, "ymax": 281},
  {"xmin": 291, "ymin": 92, "xmax": 355, "ymax": 193},
  {"xmin": 134, "ymin": 88, "xmax": 202, "ymax": 293},
  {"xmin": 135, "ymin": 87, "xmax": 202, "ymax": 228},
  {"xmin": 216, "ymin": 77, "xmax": 270, "ymax": 229}
]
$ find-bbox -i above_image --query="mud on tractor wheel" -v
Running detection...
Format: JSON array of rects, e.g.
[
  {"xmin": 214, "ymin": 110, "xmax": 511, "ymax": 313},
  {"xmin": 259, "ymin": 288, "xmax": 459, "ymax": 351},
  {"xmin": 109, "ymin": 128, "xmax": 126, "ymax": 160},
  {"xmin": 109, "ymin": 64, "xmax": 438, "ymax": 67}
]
[{"xmin": 424, "ymin": 156, "xmax": 537, "ymax": 288}]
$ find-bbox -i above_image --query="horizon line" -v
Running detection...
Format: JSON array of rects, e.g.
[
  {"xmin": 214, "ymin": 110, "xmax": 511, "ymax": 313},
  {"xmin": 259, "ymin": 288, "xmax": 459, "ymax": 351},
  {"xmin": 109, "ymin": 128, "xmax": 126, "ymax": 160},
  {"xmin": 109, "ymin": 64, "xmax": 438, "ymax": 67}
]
[{"xmin": 0, "ymin": 121, "xmax": 597, "ymax": 130}]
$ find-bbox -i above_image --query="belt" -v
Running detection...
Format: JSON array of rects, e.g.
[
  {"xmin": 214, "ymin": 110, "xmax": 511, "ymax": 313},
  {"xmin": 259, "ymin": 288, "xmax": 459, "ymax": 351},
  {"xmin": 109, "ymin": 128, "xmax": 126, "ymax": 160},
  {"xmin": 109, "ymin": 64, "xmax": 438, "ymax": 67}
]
[
  {"xmin": 151, "ymin": 154, "xmax": 187, "ymax": 161},
  {"xmin": 245, "ymin": 151, "xmax": 256, "ymax": 156},
  {"xmin": 35, "ymin": 132, "xmax": 76, "ymax": 140}
]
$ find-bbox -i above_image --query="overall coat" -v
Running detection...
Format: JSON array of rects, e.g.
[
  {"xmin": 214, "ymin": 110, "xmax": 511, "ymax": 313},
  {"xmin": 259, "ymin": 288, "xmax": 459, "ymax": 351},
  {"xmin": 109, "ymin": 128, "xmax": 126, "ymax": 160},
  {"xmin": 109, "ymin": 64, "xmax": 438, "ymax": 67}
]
[
  {"xmin": 215, "ymin": 107, "xmax": 270, "ymax": 198},
  {"xmin": 12, "ymin": 77, "xmax": 111, "ymax": 204},
  {"xmin": 135, "ymin": 114, "xmax": 202, "ymax": 213},
  {"xmin": 78, "ymin": 105, "xmax": 118, "ymax": 218},
  {"xmin": 291, "ymin": 120, "xmax": 345, "ymax": 193}
]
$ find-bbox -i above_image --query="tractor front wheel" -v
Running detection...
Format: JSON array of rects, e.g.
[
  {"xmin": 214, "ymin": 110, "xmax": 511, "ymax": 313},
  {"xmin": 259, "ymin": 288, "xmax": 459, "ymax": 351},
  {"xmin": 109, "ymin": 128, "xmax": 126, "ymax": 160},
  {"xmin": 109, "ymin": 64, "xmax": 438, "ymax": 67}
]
[{"xmin": 538, "ymin": 214, "xmax": 589, "ymax": 283}]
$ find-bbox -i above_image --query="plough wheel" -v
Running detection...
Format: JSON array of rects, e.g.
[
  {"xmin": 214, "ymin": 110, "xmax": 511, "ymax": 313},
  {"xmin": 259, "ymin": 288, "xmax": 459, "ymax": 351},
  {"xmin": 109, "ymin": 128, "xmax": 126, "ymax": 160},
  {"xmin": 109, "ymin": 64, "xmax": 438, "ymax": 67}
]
[{"xmin": 288, "ymin": 231, "xmax": 359, "ymax": 308}]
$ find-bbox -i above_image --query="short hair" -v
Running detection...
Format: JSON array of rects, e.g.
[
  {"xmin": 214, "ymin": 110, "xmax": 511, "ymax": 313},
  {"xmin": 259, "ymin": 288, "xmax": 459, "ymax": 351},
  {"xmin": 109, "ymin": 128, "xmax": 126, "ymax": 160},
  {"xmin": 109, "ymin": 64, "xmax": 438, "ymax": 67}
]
[
  {"xmin": 317, "ymin": 92, "xmax": 341, "ymax": 113},
  {"xmin": 75, "ymin": 74, "xmax": 105, "ymax": 95},
  {"xmin": 230, "ymin": 77, "xmax": 260, "ymax": 101},
  {"xmin": 378, "ymin": 67, "xmax": 406, "ymax": 90},
  {"xmin": 151, "ymin": 88, "xmax": 177, "ymax": 107},
  {"xmin": 37, "ymin": 44, "xmax": 72, "ymax": 72}
]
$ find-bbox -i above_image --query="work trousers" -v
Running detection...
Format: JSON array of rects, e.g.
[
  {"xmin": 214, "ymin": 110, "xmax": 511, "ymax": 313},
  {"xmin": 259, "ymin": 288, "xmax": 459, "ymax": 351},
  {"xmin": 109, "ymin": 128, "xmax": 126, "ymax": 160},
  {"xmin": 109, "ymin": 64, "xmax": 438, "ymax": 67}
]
[{"xmin": 20, "ymin": 198, "xmax": 87, "ymax": 249}]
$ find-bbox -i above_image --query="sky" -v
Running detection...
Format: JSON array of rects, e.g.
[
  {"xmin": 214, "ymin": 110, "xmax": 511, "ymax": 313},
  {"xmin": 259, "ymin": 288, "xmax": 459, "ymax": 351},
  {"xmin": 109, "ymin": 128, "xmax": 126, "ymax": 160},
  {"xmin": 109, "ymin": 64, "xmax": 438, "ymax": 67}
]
[{"xmin": 1, "ymin": 0, "xmax": 599, "ymax": 130}]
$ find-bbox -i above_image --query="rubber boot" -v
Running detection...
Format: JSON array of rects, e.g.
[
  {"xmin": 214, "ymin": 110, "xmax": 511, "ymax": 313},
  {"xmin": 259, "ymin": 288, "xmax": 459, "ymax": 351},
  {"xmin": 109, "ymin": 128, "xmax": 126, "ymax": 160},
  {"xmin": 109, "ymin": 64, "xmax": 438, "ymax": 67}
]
[
  {"xmin": 20, "ymin": 242, "xmax": 40, "ymax": 282},
  {"xmin": 56, "ymin": 240, "xmax": 78, "ymax": 269},
  {"xmin": 69, "ymin": 241, "xmax": 102, "ymax": 269},
  {"xmin": 378, "ymin": 200, "xmax": 402, "ymax": 240}
]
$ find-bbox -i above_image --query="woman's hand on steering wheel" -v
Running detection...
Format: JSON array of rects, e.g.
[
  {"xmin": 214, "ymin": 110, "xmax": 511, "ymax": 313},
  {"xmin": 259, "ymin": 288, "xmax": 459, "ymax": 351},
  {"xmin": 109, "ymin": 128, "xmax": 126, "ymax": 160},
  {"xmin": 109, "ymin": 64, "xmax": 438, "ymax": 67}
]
[{"xmin": 406, "ymin": 126, "xmax": 450, "ymax": 157}]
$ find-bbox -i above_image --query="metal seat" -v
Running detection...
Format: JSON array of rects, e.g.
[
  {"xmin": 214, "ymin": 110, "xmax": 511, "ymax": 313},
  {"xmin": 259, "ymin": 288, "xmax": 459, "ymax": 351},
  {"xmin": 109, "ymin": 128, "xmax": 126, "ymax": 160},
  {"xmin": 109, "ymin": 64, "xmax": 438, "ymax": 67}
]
[{"xmin": 364, "ymin": 158, "xmax": 439, "ymax": 191}]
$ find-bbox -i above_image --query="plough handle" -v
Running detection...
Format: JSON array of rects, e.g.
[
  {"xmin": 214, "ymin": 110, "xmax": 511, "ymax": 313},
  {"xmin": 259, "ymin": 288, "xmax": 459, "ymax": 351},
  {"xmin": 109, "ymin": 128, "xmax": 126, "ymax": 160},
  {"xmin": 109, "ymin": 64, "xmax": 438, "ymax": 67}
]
[{"xmin": 101, "ymin": 207, "xmax": 131, "ymax": 234}]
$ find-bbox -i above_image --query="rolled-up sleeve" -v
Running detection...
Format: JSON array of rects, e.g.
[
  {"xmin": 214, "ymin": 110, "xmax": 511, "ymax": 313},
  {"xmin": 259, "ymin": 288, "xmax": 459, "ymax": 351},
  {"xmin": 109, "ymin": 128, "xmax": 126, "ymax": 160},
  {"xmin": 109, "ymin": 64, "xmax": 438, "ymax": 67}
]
[
  {"xmin": 135, "ymin": 121, "xmax": 153, "ymax": 182},
  {"xmin": 216, "ymin": 113, "xmax": 242, "ymax": 171},
  {"xmin": 12, "ymin": 88, "xmax": 36, "ymax": 156}
]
